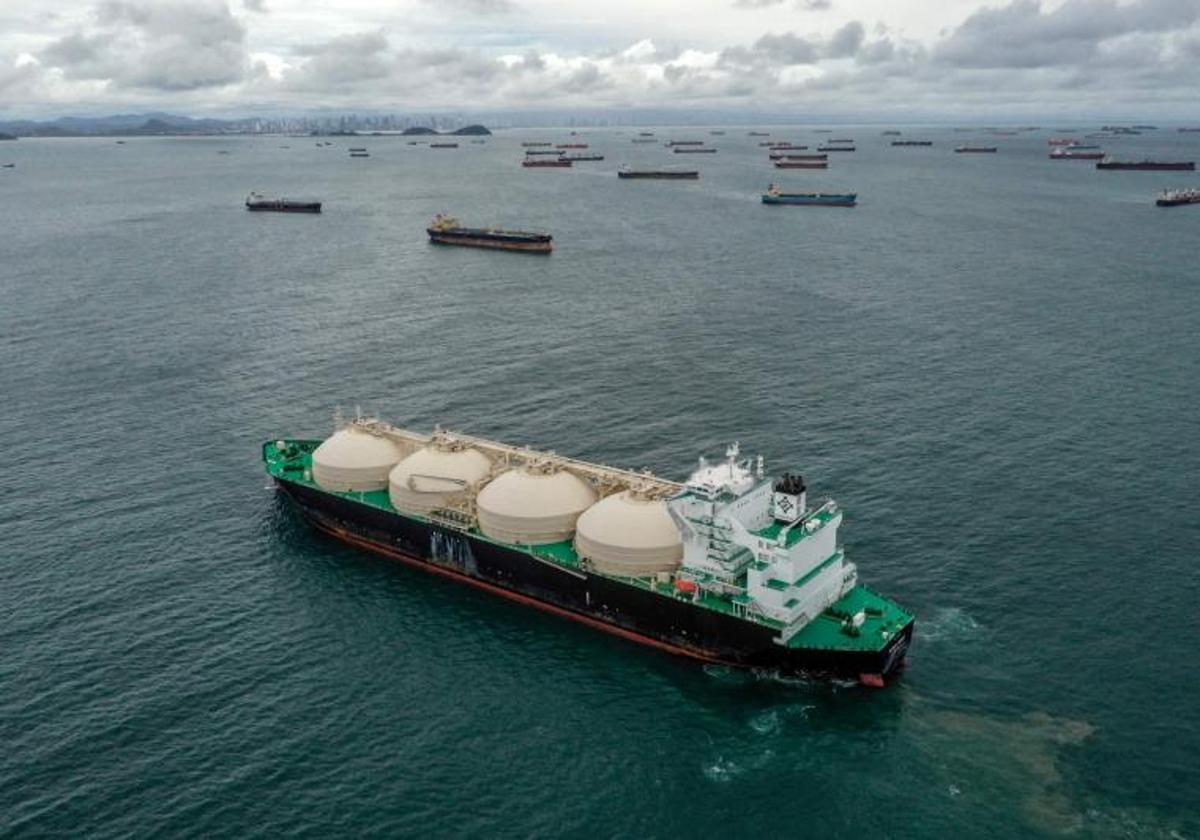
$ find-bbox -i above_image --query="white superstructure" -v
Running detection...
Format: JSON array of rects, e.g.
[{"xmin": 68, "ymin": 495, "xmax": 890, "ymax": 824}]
[{"xmin": 667, "ymin": 445, "xmax": 857, "ymax": 638}]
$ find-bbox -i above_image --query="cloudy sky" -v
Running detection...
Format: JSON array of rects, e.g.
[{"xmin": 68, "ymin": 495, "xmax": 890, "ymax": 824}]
[{"xmin": 2, "ymin": 0, "xmax": 1198, "ymax": 119}]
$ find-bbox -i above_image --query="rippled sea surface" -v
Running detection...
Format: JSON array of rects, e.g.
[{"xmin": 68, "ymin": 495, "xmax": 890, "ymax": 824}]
[{"xmin": 2, "ymin": 128, "xmax": 1198, "ymax": 837}]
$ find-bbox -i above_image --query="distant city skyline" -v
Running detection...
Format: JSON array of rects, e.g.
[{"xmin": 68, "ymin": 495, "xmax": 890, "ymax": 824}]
[{"xmin": 2, "ymin": 0, "xmax": 1198, "ymax": 120}]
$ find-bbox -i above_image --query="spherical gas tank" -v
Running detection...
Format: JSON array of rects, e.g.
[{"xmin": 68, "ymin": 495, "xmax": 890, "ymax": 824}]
[
  {"xmin": 311, "ymin": 428, "xmax": 404, "ymax": 492},
  {"xmin": 476, "ymin": 467, "xmax": 598, "ymax": 545},
  {"xmin": 574, "ymin": 490, "xmax": 683, "ymax": 576},
  {"xmin": 388, "ymin": 445, "xmax": 491, "ymax": 515}
]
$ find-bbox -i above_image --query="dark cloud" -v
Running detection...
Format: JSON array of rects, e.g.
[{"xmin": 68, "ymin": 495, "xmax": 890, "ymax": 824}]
[
  {"xmin": 39, "ymin": 0, "xmax": 247, "ymax": 91},
  {"xmin": 825, "ymin": 21, "xmax": 864, "ymax": 57},
  {"xmin": 935, "ymin": 0, "xmax": 1200, "ymax": 68}
]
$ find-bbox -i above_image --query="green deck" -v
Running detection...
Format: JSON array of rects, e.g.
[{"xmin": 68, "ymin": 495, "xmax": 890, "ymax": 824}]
[{"xmin": 264, "ymin": 439, "xmax": 913, "ymax": 653}]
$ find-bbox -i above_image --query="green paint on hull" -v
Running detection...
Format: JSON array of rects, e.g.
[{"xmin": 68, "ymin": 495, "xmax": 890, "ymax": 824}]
[{"xmin": 264, "ymin": 438, "xmax": 913, "ymax": 655}]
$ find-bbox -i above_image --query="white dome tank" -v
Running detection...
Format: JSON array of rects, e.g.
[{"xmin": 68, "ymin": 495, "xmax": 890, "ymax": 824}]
[
  {"xmin": 389, "ymin": 444, "xmax": 492, "ymax": 516},
  {"xmin": 476, "ymin": 466, "xmax": 598, "ymax": 545},
  {"xmin": 311, "ymin": 428, "xmax": 405, "ymax": 492},
  {"xmin": 574, "ymin": 490, "xmax": 683, "ymax": 576}
]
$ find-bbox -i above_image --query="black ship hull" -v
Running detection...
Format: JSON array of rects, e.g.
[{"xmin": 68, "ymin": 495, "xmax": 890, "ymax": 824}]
[
  {"xmin": 275, "ymin": 479, "xmax": 912, "ymax": 682},
  {"xmin": 246, "ymin": 201, "xmax": 322, "ymax": 213}
]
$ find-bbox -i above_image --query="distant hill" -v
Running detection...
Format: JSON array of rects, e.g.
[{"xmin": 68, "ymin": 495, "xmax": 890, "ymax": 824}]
[
  {"xmin": 0, "ymin": 112, "xmax": 238, "ymax": 137},
  {"xmin": 0, "ymin": 133, "xmax": 16, "ymax": 141},
  {"xmin": 401, "ymin": 124, "xmax": 491, "ymax": 136}
]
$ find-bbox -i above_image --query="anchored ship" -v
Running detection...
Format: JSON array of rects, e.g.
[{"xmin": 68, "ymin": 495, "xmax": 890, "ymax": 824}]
[
  {"xmin": 263, "ymin": 419, "xmax": 914, "ymax": 684},
  {"xmin": 817, "ymin": 145, "xmax": 855, "ymax": 152},
  {"xmin": 955, "ymin": 145, "xmax": 998, "ymax": 153},
  {"xmin": 1049, "ymin": 145, "xmax": 1103, "ymax": 160},
  {"xmin": 769, "ymin": 152, "xmax": 827, "ymax": 161},
  {"xmin": 763, "ymin": 185, "xmax": 856, "ymax": 206},
  {"xmin": 891, "ymin": 140, "xmax": 933, "ymax": 146},
  {"xmin": 245, "ymin": 192, "xmax": 322, "ymax": 213},
  {"xmin": 674, "ymin": 147, "xmax": 717, "ymax": 154},
  {"xmin": 522, "ymin": 158, "xmax": 572, "ymax": 168},
  {"xmin": 1096, "ymin": 158, "xmax": 1195, "ymax": 171},
  {"xmin": 617, "ymin": 168, "xmax": 699, "ymax": 179},
  {"xmin": 1156, "ymin": 188, "xmax": 1200, "ymax": 206},
  {"xmin": 426, "ymin": 215, "xmax": 552, "ymax": 253},
  {"xmin": 774, "ymin": 160, "xmax": 828, "ymax": 169}
]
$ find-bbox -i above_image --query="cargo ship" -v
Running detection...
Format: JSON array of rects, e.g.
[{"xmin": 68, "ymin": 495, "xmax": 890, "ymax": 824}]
[
  {"xmin": 1096, "ymin": 158, "xmax": 1195, "ymax": 171},
  {"xmin": 770, "ymin": 152, "xmax": 827, "ymax": 161},
  {"xmin": 426, "ymin": 215, "xmax": 552, "ymax": 253},
  {"xmin": 522, "ymin": 158, "xmax": 572, "ymax": 168},
  {"xmin": 748, "ymin": 131, "xmax": 769, "ymax": 136},
  {"xmin": 430, "ymin": 142, "xmax": 458, "ymax": 149},
  {"xmin": 1156, "ymin": 188, "xmax": 1200, "ymax": 206},
  {"xmin": 767, "ymin": 143, "xmax": 807, "ymax": 150},
  {"xmin": 666, "ymin": 140, "xmax": 704, "ymax": 147},
  {"xmin": 525, "ymin": 149, "xmax": 563, "ymax": 155},
  {"xmin": 617, "ymin": 168, "xmax": 699, "ymax": 179},
  {"xmin": 244, "ymin": 192, "xmax": 322, "ymax": 213},
  {"xmin": 263, "ymin": 419, "xmax": 914, "ymax": 684},
  {"xmin": 891, "ymin": 140, "xmax": 932, "ymax": 146},
  {"xmin": 1050, "ymin": 145, "xmax": 1103, "ymax": 160},
  {"xmin": 955, "ymin": 145, "xmax": 998, "ymax": 153},
  {"xmin": 762, "ymin": 185, "xmax": 856, "ymax": 206},
  {"xmin": 556, "ymin": 143, "xmax": 588, "ymax": 149},
  {"xmin": 774, "ymin": 160, "xmax": 828, "ymax": 169},
  {"xmin": 559, "ymin": 153, "xmax": 604, "ymax": 162},
  {"xmin": 522, "ymin": 142, "xmax": 552, "ymax": 147},
  {"xmin": 674, "ymin": 147, "xmax": 717, "ymax": 154},
  {"xmin": 817, "ymin": 145, "xmax": 855, "ymax": 152},
  {"xmin": 632, "ymin": 139, "xmax": 658, "ymax": 144}
]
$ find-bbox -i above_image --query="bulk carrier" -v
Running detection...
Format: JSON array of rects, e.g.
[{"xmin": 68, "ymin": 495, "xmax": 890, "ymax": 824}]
[{"xmin": 264, "ymin": 418, "xmax": 914, "ymax": 684}]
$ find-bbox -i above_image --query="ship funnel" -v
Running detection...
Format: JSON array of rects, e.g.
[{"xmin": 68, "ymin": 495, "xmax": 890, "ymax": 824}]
[{"xmin": 772, "ymin": 472, "xmax": 807, "ymax": 523}]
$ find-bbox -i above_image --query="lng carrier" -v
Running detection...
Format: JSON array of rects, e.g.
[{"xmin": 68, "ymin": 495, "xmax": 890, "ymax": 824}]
[{"xmin": 264, "ymin": 418, "xmax": 914, "ymax": 684}]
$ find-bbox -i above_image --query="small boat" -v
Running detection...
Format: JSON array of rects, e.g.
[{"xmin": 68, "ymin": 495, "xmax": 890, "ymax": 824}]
[
  {"xmin": 348, "ymin": 146, "xmax": 367, "ymax": 152},
  {"xmin": 2, "ymin": 163, "xmax": 14, "ymax": 168},
  {"xmin": 955, "ymin": 145, "xmax": 998, "ymax": 153},
  {"xmin": 674, "ymin": 147, "xmax": 716, "ymax": 153},
  {"xmin": 774, "ymin": 160, "xmax": 828, "ymax": 169},
  {"xmin": 1096, "ymin": 158, "xmax": 1195, "ymax": 171},
  {"xmin": 638, "ymin": 132, "xmax": 655, "ymax": 137},
  {"xmin": 522, "ymin": 158, "xmax": 572, "ymax": 168},
  {"xmin": 891, "ymin": 140, "xmax": 932, "ymax": 146},
  {"xmin": 430, "ymin": 142, "xmax": 458, "ymax": 149},
  {"xmin": 617, "ymin": 168, "xmax": 699, "ymax": 179},
  {"xmin": 115, "ymin": 140, "xmax": 126, "ymax": 145},
  {"xmin": 559, "ymin": 154, "xmax": 604, "ymax": 161},
  {"xmin": 245, "ymin": 192, "xmax": 322, "ymax": 213},
  {"xmin": 817, "ymin": 145, "xmax": 855, "ymax": 152},
  {"xmin": 762, "ymin": 184, "xmax": 856, "ymax": 206},
  {"xmin": 427, "ymin": 214, "xmax": 552, "ymax": 253},
  {"xmin": 1156, "ymin": 188, "xmax": 1200, "ymax": 207}
]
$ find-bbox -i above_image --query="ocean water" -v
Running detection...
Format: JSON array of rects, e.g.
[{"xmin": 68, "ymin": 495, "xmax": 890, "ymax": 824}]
[{"xmin": 2, "ymin": 128, "xmax": 1198, "ymax": 838}]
